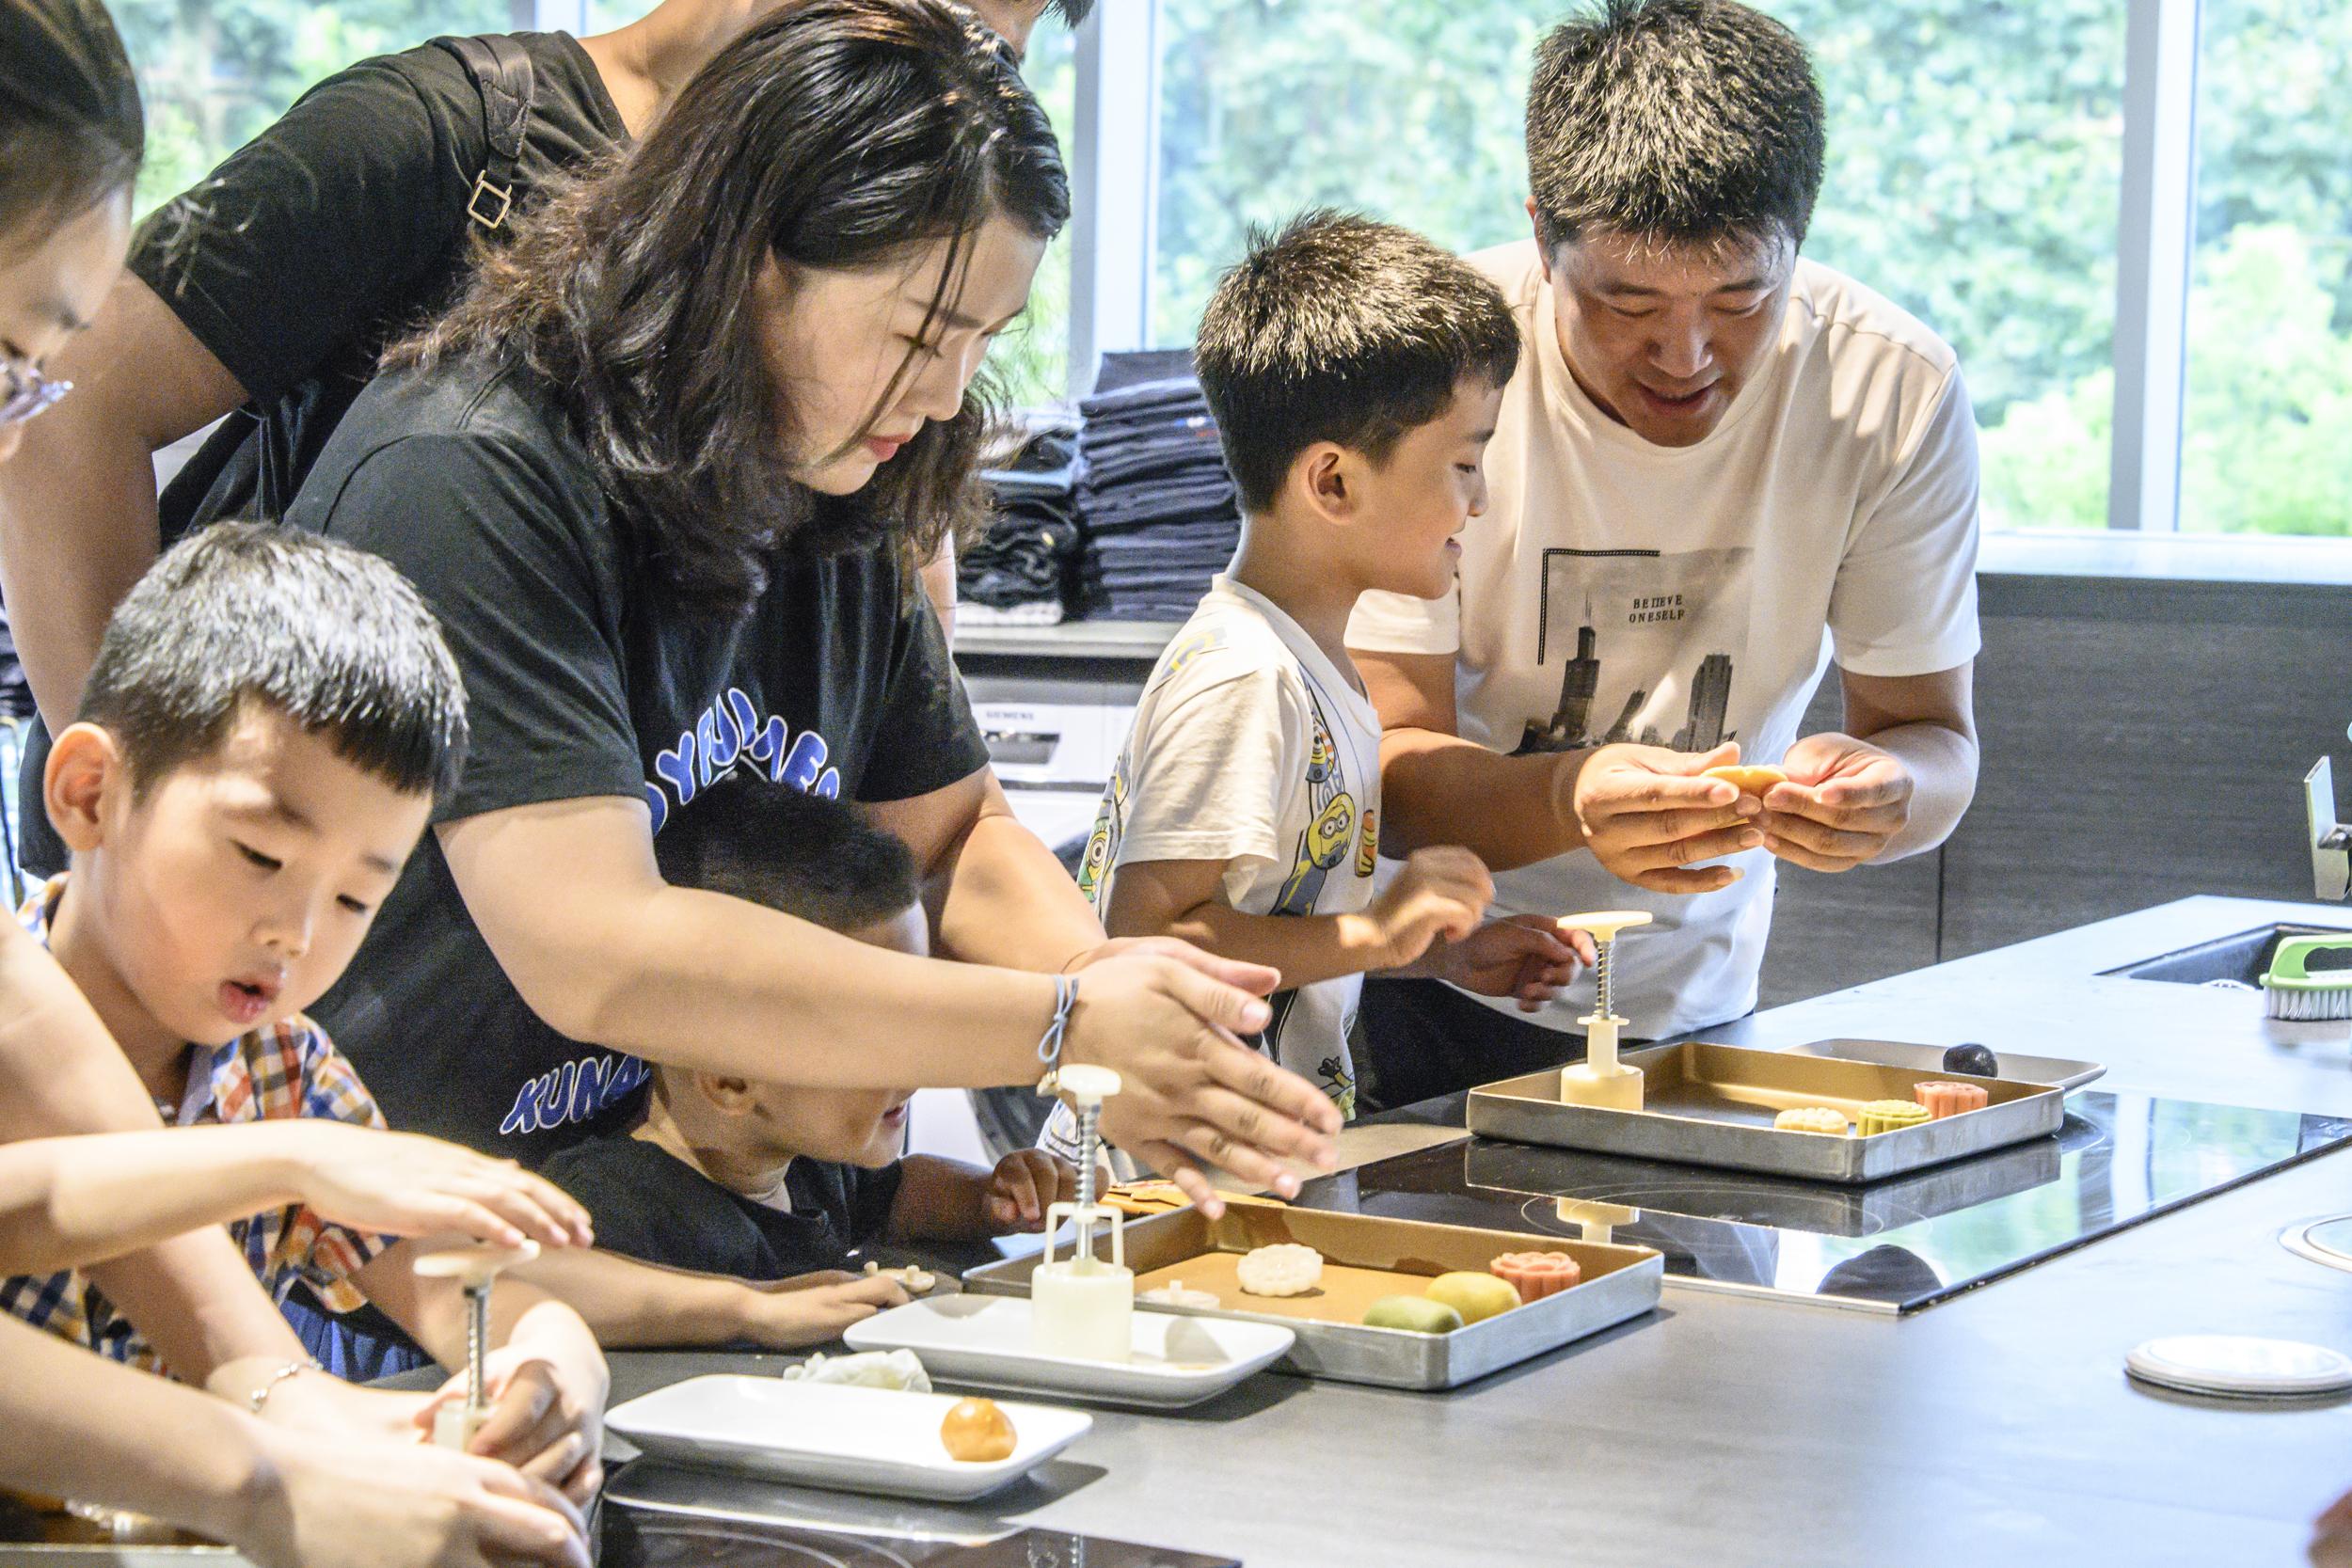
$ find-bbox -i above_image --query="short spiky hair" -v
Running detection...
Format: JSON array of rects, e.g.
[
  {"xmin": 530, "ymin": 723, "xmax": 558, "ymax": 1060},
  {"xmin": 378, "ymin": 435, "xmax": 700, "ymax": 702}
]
[
  {"xmin": 77, "ymin": 523, "xmax": 469, "ymax": 800},
  {"xmin": 1526, "ymin": 0, "xmax": 1825, "ymax": 253},
  {"xmin": 1194, "ymin": 210, "xmax": 1520, "ymax": 515},
  {"xmin": 1048, "ymin": 0, "xmax": 1093, "ymax": 23},
  {"xmin": 654, "ymin": 769, "xmax": 920, "ymax": 935}
]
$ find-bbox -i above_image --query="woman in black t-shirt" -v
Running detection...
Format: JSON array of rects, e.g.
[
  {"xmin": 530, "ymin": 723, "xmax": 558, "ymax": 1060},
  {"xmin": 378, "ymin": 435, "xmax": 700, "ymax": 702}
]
[
  {"xmin": 0, "ymin": 0, "xmax": 1082, "ymax": 876},
  {"xmin": 290, "ymin": 0, "xmax": 1340, "ymax": 1201}
]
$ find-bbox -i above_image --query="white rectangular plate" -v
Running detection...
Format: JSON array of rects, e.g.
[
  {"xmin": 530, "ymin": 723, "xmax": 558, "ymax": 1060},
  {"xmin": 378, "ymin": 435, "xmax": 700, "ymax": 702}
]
[
  {"xmin": 1781, "ymin": 1037, "xmax": 2105, "ymax": 1093},
  {"xmin": 846, "ymin": 1294, "xmax": 1295, "ymax": 1409},
  {"xmin": 605, "ymin": 1375, "xmax": 1091, "ymax": 1502}
]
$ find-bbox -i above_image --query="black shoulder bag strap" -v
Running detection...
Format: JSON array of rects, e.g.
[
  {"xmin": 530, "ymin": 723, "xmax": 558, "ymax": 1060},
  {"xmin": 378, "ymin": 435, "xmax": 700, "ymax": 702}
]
[{"xmin": 437, "ymin": 34, "xmax": 536, "ymax": 232}]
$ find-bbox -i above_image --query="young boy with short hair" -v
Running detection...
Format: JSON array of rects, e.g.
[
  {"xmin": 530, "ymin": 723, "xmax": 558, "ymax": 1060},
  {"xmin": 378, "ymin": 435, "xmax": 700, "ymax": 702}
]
[
  {"xmin": 2, "ymin": 523, "xmax": 606, "ymax": 1492},
  {"xmin": 1047, "ymin": 211, "xmax": 1595, "ymax": 1164},
  {"xmin": 539, "ymin": 770, "xmax": 1082, "ymax": 1283}
]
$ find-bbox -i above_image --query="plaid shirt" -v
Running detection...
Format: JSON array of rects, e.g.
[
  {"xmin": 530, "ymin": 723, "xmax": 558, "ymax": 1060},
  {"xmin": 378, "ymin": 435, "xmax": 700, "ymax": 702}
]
[{"xmin": 1, "ymin": 876, "xmax": 391, "ymax": 1372}]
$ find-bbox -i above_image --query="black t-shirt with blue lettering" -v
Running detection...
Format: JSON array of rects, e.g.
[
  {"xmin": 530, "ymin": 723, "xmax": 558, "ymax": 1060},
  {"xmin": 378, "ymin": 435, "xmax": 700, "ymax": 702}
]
[
  {"xmin": 539, "ymin": 1135, "xmax": 905, "ymax": 1282},
  {"xmin": 286, "ymin": 352, "xmax": 989, "ymax": 1164}
]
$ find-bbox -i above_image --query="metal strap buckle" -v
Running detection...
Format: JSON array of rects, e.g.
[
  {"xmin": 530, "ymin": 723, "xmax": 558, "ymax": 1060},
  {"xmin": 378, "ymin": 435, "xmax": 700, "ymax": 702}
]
[{"xmin": 467, "ymin": 173, "xmax": 513, "ymax": 231}]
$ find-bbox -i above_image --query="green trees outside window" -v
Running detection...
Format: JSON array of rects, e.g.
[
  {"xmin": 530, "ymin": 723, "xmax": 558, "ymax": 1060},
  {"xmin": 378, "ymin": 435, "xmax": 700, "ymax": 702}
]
[{"xmin": 109, "ymin": 0, "xmax": 2352, "ymax": 534}]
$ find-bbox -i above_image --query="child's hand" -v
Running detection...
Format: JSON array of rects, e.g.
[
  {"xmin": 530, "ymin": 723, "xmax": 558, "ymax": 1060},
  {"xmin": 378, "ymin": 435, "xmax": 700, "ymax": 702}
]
[
  {"xmin": 1369, "ymin": 847, "xmax": 1496, "ymax": 969},
  {"xmin": 737, "ymin": 1273, "xmax": 909, "ymax": 1348},
  {"xmin": 419, "ymin": 1332, "xmax": 606, "ymax": 1507},
  {"xmin": 1428, "ymin": 915, "xmax": 1596, "ymax": 1011},
  {"xmin": 983, "ymin": 1149, "xmax": 1082, "ymax": 1234}
]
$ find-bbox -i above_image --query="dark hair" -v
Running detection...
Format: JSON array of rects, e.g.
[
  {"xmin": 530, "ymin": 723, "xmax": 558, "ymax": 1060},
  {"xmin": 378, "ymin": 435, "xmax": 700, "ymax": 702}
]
[
  {"xmin": 1046, "ymin": 0, "xmax": 1093, "ymax": 22},
  {"xmin": 0, "ymin": 0, "xmax": 143, "ymax": 249},
  {"xmin": 1193, "ymin": 210, "xmax": 1520, "ymax": 515},
  {"xmin": 76, "ymin": 523, "xmax": 469, "ymax": 800},
  {"xmin": 1525, "ymin": 0, "xmax": 1825, "ymax": 254},
  {"xmin": 654, "ymin": 769, "xmax": 919, "ymax": 934},
  {"xmin": 393, "ymin": 0, "xmax": 1070, "ymax": 614}
]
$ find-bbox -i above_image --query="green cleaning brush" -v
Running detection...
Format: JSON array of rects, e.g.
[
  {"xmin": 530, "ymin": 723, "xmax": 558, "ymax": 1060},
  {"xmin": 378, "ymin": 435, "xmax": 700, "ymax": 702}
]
[{"xmin": 2261, "ymin": 935, "xmax": 2352, "ymax": 1021}]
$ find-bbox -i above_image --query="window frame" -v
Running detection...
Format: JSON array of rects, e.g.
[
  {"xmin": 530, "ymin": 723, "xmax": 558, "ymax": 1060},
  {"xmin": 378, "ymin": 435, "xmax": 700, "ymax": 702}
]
[{"xmin": 1068, "ymin": 0, "xmax": 2253, "ymax": 549}]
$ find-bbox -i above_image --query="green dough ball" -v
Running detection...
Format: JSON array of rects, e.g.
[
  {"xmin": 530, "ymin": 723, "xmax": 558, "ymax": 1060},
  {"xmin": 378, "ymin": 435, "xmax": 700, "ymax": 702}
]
[
  {"xmin": 1362, "ymin": 1295, "xmax": 1465, "ymax": 1334},
  {"xmin": 1424, "ymin": 1272, "xmax": 1520, "ymax": 1324}
]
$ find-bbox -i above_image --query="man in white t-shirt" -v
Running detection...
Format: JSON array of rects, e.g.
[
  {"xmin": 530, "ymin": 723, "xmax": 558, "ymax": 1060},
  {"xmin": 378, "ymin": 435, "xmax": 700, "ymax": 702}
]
[{"xmin": 1347, "ymin": 0, "xmax": 1981, "ymax": 1109}]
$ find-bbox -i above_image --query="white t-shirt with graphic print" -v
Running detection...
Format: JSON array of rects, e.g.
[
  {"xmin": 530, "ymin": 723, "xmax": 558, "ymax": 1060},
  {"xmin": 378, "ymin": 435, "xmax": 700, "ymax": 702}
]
[
  {"xmin": 1044, "ymin": 578, "xmax": 1383, "ymax": 1168},
  {"xmin": 1347, "ymin": 241, "xmax": 1981, "ymax": 1041}
]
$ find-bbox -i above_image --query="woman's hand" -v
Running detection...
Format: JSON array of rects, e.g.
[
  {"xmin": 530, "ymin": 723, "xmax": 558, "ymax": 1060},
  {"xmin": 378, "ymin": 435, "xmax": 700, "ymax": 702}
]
[
  {"xmin": 212, "ymin": 1358, "xmax": 432, "ymax": 1446},
  {"xmin": 1061, "ymin": 941, "xmax": 1340, "ymax": 1216},
  {"xmin": 269, "ymin": 1122, "xmax": 593, "ymax": 1252},
  {"xmin": 1756, "ymin": 733, "xmax": 1915, "ymax": 873},
  {"xmin": 238, "ymin": 1423, "xmax": 591, "ymax": 1568}
]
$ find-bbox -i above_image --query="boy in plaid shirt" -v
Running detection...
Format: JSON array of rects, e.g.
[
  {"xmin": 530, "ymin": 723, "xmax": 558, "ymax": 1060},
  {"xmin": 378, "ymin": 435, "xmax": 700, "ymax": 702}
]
[{"xmin": 0, "ymin": 525, "xmax": 605, "ymax": 1493}]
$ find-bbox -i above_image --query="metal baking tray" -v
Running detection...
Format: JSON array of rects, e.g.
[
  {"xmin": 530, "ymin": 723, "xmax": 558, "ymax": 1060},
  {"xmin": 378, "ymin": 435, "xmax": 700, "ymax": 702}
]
[
  {"xmin": 961, "ymin": 1204, "xmax": 1661, "ymax": 1391},
  {"xmin": 0, "ymin": 1515, "xmax": 235, "ymax": 1566},
  {"xmin": 1459, "ymin": 1129, "xmax": 2065, "ymax": 1238},
  {"xmin": 1780, "ymin": 1037, "xmax": 2105, "ymax": 1093},
  {"xmin": 0, "ymin": 1552, "xmax": 238, "ymax": 1566},
  {"xmin": 0, "ymin": 1551, "xmax": 236, "ymax": 1566},
  {"xmin": 1465, "ymin": 1041, "xmax": 2065, "ymax": 1184}
]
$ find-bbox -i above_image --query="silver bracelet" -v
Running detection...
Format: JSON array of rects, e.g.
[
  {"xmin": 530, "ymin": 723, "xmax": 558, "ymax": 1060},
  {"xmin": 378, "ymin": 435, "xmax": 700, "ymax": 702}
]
[{"xmin": 246, "ymin": 1358, "xmax": 323, "ymax": 1416}]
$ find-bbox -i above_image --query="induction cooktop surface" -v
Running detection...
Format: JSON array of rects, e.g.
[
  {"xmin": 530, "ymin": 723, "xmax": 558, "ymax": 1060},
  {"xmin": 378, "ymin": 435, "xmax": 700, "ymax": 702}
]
[
  {"xmin": 1302, "ymin": 1090, "xmax": 2352, "ymax": 1312},
  {"xmin": 601, "ymin": 1462, "xmax": 1237, "ymax": 1568}
]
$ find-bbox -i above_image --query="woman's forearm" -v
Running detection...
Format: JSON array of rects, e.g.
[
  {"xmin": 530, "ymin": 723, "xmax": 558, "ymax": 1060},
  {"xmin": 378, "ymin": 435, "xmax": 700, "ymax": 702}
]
[
  {"xmin": 0, "ymin": 1313, "xmax": 272, "ymax": 1545},
  {"xmin": 0, "ymin": 922, "xmax": 311, "ymax": 1378},
  {"xmin": 442, "ymin": 797, "xmax": 1058, "ymax": 1090},
  {"xmin": 0, "ymin": 1128, "xmax": 311, "ymax": 1275},
  {"xmin": 930, "ymin": 800, "xmax": 1108, "ymax": 974},
  {"xmin": 1120, "ymin": 899, "xmax": 1391, "ymax": 993},
  {"xmin": 586, "ymin": 888, "xmax": 1055, "ymax": 1085}
]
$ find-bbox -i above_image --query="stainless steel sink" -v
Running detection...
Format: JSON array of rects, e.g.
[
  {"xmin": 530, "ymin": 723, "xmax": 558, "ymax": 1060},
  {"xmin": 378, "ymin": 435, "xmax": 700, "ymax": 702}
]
[{"xmin": 2103, "ymin": 922, "xmax": 2352, "ymax": 987}]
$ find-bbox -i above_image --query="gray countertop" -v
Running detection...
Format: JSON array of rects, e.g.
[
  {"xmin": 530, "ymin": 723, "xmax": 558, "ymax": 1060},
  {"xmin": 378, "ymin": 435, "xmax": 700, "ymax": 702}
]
[{"xmin": 598, "ymin": 895, "xmax": 2352, "ymax": 1568}]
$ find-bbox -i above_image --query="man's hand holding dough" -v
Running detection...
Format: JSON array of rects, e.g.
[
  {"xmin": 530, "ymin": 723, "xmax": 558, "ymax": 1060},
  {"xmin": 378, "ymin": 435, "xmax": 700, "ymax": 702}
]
[
  {"xmin": 1756, "ymin": 732, "xmax": 1915, "ymax": 873},
  {"xmin": 1568, "ymin": 742, "xmax": 1763, "ymax": 895}
]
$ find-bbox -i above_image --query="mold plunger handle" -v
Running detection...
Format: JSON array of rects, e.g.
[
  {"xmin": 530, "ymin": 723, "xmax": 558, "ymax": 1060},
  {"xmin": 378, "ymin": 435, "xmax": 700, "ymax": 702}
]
[
  {"xmin": 1040, "ymin": 1065, "xmax": 1123, "ymax": 1266},
  {"xmin": 411, "ymin": 1241, "xmax": 540, "ymax": 1449},
  {"xmin": 1592, "ymin": 932, "xmax": 1616, "ymax": 1027},
  {"xmin": 464, "ymin": 1280, "xmax": 493, "ymax": 1418},
  {"xmin": 1560, "ymin": 910, "xmax": 1654, "ymax": 1044}
]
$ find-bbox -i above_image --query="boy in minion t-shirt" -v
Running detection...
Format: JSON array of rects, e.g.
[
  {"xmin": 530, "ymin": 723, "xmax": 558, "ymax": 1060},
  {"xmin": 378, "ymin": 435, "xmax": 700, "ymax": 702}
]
[{"xmin": 1046, "ymin": 212, "xmax": 1596, "ymax": 1167}]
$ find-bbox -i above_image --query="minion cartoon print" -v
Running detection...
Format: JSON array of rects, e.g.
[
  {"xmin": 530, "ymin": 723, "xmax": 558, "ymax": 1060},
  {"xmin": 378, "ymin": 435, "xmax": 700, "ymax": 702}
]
[
  {"xmin": 1041, "ymin": 578, "xmax": 1387, "ymax": 1162},
  {"xmin": 1074, "ymin": 758, "xmax": 1127, "ymax": 909},
  {"xmin": 1318, "ymin": 1051, "xmax": 1359, "ymax": 1119},
  {"xmin": 1271, "ymin": 691, "xmax": 1358, "ymax": 916}
]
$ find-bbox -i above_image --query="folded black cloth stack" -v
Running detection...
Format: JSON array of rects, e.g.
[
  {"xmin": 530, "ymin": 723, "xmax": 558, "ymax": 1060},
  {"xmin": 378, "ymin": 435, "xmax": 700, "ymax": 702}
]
[
  {"xmin": 1074, "ymin": 349, "xmax": 1240, "ymax": 624},
  {"xmin": 961, "ymin": 419, "xmax": 1083, "ymax": 626}
]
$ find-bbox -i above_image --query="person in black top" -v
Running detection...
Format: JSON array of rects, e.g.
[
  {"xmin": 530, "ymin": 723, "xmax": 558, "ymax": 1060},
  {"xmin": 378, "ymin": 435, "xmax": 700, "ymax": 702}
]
[
  {"xmin": 279, "ymin": 0, "xmax": 1340, "ymax": 1203},
  {"xmin": 0, "ymin": 0, "xmax": 1086, "ymax": 865},
  {"xmin": 543, "ymin": 773, "xmax": 1080, "ymax": 1284}
]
